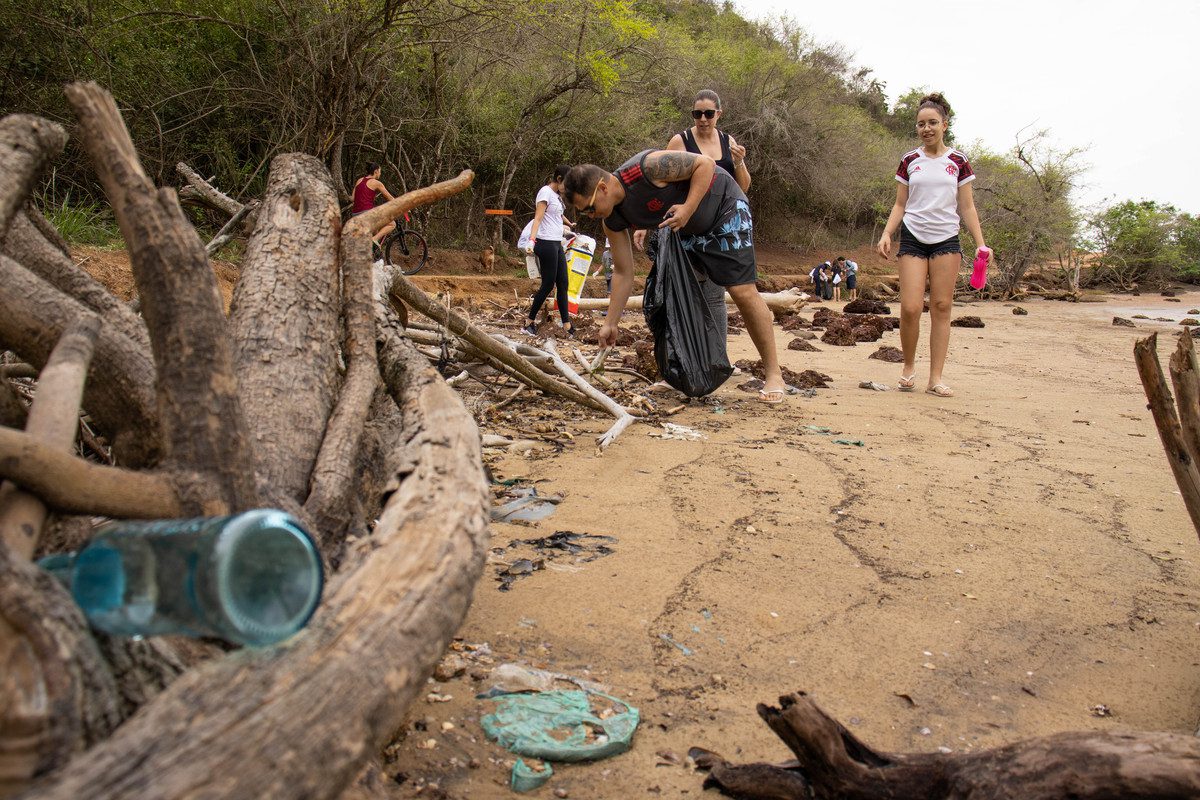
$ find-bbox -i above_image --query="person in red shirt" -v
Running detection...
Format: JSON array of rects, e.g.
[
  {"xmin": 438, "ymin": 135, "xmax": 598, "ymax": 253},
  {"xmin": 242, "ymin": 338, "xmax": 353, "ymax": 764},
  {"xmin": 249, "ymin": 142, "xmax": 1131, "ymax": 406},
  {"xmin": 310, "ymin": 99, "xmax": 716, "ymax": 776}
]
[{"xmin": 351, "ymin": 163, "xmax": 398, "ymax": 243}]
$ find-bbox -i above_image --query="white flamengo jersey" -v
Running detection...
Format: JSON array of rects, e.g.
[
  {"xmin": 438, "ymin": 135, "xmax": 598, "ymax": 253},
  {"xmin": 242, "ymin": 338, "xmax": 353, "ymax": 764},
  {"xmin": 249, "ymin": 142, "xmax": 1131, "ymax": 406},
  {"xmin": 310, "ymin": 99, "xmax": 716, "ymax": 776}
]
[{"xmin": 895, "ymin": 147, "xmax": 975, "ymax": 244}]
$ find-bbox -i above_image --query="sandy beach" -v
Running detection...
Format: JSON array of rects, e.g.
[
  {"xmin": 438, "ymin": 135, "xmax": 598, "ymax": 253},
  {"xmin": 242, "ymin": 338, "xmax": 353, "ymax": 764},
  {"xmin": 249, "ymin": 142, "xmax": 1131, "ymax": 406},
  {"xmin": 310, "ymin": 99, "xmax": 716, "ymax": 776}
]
[{"xmin": 386, "ymin": 291, "xmax": 1200, "ymax": 797}]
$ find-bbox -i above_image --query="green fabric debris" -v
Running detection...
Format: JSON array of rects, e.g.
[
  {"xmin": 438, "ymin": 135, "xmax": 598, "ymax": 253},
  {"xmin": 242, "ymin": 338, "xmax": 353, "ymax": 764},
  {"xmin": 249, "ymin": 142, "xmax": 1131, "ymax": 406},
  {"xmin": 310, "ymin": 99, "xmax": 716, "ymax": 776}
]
[
  {"xmin": 832, "ymin": 438, "xmax": 864, "ymax": 447},
  {"xmin": 481, "ymin": 689, "xmax": 639, "ymax": 762},
  {"xmin": 510, "ymin": 758, "xmax": 553, "ymax": 792}
]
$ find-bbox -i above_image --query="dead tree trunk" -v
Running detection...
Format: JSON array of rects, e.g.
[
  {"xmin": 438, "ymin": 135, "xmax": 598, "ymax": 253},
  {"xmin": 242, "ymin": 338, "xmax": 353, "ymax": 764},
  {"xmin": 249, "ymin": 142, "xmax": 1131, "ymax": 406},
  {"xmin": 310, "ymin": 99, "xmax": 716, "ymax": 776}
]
[
  {"xmin": 0, "ymin": 83, "xmax": 488, "ymax": 800},
  {"xmin": 694, "ymin": 692, "xmax": 1200, "ymax": 800}
]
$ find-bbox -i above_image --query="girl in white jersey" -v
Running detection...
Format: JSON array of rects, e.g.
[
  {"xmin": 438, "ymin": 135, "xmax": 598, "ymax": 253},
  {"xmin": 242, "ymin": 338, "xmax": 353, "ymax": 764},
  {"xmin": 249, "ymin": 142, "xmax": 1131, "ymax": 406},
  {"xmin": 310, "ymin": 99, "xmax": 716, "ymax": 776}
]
[{"xmin": 876, "ymin": 93, "xmax": 989, "ymax": 397}]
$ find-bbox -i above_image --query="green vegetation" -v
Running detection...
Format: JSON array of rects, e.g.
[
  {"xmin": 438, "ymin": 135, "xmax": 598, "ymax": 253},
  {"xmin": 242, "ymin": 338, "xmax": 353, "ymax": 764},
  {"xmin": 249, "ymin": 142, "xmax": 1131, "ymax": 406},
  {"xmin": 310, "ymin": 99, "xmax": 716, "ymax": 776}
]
[
  {"xmin": 6, "ymin": 0, "xmax": 1153, "ymax": 290},
  {"xmin": 1089, "ymin": 201, "xmax": 1200, "ymax": 287}
]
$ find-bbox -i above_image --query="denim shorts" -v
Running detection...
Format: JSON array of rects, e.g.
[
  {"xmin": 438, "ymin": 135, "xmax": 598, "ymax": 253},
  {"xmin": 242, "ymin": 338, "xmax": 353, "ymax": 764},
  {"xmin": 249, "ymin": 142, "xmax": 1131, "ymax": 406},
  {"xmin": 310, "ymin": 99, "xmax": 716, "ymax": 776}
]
[{"xmin": 898, "ymin": 223, "xmax": 961, "ymax": 259}]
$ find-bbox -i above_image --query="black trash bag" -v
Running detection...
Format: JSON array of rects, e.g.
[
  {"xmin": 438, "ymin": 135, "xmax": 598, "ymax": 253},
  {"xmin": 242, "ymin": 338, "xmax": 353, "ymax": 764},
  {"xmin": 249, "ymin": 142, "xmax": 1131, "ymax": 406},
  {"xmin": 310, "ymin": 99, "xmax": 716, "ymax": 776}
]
[{"xmin": 642, "ymin": 230, "xmax": 733, "ymax": 397}]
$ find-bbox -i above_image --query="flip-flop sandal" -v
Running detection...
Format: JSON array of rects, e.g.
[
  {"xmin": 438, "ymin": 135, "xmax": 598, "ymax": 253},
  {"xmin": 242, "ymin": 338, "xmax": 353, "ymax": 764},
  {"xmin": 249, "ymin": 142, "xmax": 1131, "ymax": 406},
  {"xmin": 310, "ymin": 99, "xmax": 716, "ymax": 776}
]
[
  {"xmin": 926, "ymin": 383, "xmax": 954, "ymax": 397},
  {"xmin": 758, "ymin": 389, "xmax": 785, "ymax": 404},
  {"xmin": 898, "ymin": 374, "xmax": 916, "ymax": 391}
]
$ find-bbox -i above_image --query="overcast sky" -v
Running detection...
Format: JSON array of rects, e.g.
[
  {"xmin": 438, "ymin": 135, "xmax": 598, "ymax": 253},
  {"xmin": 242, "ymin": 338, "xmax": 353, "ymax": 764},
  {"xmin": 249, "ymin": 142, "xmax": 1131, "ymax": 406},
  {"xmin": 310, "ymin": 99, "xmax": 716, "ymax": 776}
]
[{"xmin": 733, "ymin": 0, "xmax": 1199, "ymax": 214}]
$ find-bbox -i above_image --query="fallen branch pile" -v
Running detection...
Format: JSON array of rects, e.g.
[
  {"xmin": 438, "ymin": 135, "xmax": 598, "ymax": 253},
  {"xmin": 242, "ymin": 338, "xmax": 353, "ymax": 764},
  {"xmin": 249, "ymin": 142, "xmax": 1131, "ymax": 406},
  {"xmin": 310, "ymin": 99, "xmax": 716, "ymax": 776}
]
[
  {"xmin": 381, "ymin": 270, "xmax": 645, "ymax": 449},
  {"xmin": 0, "ymin": 85, "xmax": 492, "ymax": 800}
]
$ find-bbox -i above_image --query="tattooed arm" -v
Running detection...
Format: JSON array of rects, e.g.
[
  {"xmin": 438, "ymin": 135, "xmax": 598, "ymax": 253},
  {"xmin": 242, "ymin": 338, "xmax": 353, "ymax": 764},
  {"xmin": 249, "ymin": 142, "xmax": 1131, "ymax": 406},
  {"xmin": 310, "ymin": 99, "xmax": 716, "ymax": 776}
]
[{"xmin": 642, "ymin": 150, "xmax": 716, "ymax": 232}]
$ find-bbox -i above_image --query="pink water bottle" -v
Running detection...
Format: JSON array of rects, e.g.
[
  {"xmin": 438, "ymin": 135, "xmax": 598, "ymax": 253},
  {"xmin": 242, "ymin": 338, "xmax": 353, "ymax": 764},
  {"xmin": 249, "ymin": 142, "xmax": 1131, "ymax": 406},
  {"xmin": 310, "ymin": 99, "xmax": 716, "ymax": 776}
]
[{"xmin": 969, "ymin": 246, "xmax": 991, "ymax": 290}]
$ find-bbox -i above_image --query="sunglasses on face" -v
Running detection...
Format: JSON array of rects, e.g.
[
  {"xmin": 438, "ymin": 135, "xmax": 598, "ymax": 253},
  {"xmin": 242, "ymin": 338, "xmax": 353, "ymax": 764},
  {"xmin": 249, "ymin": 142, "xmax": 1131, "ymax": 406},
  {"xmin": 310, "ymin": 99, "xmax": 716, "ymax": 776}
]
[
  {"xmin": 582, "ymin": 181, "xmax": 601, "ymax": 215},
  {"xmin": 691, "ymin": 109, "xmax": 718, "ymax": 120}
]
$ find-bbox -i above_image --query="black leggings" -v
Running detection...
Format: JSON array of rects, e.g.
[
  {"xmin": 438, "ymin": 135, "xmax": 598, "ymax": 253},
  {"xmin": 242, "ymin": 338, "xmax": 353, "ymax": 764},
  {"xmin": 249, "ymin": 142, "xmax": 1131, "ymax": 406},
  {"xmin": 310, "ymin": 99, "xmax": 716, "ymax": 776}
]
[{"xmin": 529, "ymin": 239, "xmax": 570, "ymax": 324}]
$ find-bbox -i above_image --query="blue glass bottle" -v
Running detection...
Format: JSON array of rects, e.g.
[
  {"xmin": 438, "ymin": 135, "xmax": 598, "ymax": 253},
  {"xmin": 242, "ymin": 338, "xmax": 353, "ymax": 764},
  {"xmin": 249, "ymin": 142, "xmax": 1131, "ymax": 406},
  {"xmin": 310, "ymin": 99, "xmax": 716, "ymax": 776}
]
[{"xmin": 39, "ymin": 509, "xmax": 323, "ymax": 647}]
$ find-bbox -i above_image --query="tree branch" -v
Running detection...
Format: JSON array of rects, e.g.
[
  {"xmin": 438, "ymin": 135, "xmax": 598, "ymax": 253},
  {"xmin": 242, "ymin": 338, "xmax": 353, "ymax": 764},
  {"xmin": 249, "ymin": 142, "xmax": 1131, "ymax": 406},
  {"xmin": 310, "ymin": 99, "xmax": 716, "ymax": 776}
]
[
  {"xmin": 0, "ymin": 253, "xmax": 160, "ymax": 468},
  {"xmin": 305, "ymin": 170, "xmax": 475, "ymax": 542},
  {"xmin": 0, "ymin": 317, "xmax": 99, "ymax": 559},
  {"xmin": 66, "ymin": 81, "xmax": 257, "ymax": 512},
  {"xmin": 0, "ymin": 426, "xmax": 181, "ymax": 519},
  {"xmin": 0, "ymin": 114, "xmax": 67, "ymax": 237}
]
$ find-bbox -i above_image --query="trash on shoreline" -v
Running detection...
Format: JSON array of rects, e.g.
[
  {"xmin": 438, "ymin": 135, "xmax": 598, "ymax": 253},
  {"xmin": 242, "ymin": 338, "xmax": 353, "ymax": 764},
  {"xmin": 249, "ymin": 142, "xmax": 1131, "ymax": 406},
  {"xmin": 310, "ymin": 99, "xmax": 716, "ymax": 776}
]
[
  {"xmin": 650, "ymin": 422, "xmax": 706, "ymax": 441},
  {"xmin": 658, "ymin": 632, "xmax": 694, "ymax": 656},
  {"xmin": 494, "ymin": 531, "xmax": 617, "ymax": 590},
  {"xmin": 491, "ymin": 486, "xmax": 564, "ymax": 523},
  {"xmin": 858, "ymin": 381, "xmax": 889, "ymax": 391},
  {"xmin": 481, "ymin": 689, "xmax": 640, "ymax": 762},
  {"xmin": 833, "ymin": 438, "xmax": 865, "ymax": 447},
  {"xmin": 511, "ymin": 758, "xmax": 553, "ymax": 792},
  {"xmin": 478, "ymin": 663, "xmax": 609, "ymax": 698}
]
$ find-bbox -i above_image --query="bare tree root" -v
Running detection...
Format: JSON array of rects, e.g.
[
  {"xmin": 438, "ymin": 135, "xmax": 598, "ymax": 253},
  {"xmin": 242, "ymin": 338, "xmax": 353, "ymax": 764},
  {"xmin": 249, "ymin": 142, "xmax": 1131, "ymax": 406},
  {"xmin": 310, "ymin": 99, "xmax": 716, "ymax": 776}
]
[
  {"xmin": 0, "ymin": 115, "xmax": 66, "ymax": 236},
  {"xmin": 3, "ymin": 212, "xmax": 152, "ymax": 352},
  {"xmin": 0, "ymin": 320, "xmax": 125, "ymax": 795},
  {"xmin": 230, "ymin": 154, "xmax": 341, "ymax": 504},
  {"xmin": 0, "ymin": 375, "xmax": 25, "ymax": 429},
  {"xmin": 0, "ymin": 427, "xmax": 180, "ymax": 519},
  {"xmin": 304, "ymin": 170, "xmax": 475, "ymax": 547},
  {"xmin": 0, "ymin": 317, "xmax": 99, "ymax": 559},
  {"xmin": 28, "ymin": 329, "xmax": 490, "ymax": 800},
  {"xmin": 695, "ymin": 692, "xmax": 1200, "ymax": 799},
  {"xmin": 0, "ymin": 254, "xmax": 160, "ymax": 467},
  {"xmin": 66, "ymin": 82, "xmax": 258, "ymax": 512}
]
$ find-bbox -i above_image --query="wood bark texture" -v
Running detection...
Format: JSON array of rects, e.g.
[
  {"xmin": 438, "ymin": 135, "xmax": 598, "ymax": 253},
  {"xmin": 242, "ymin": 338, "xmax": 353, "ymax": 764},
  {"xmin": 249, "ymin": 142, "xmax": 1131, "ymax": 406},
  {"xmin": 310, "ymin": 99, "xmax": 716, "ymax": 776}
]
[
  {"xmin": 230, "ymin": 153, "xmax": 341, "ymax": 503},
  {"xmin": 27, "ymin": 337, "xmax": 490, "ymax": 800},
  {"xmin": 0, "ymin": 317, "xmax": 99, "ymax": 559},
  {"xmin": 2, "ymin": 212, "xmax": 152, "ymax": 354},
  {"xmin": 304, "ymin": 170, "xmax": 475, "ymax": 544},
  {"xmin": 0, "ymin": 254, "xmax": 159, "ymax": 467},
  {"xmin": 696, "ymin": 692, "xmax": 1200, "ymax": 799},
  {"xmin": 1134, "ymin": 333, "xmax": 1200, "ymax": 533},
  {"xmin": 0, "ymin": 115, "xmax": 66, "ymax": 236},
  {"xmin": 65, "ymin": 82, "xmax": 257, "ymax": 512}
]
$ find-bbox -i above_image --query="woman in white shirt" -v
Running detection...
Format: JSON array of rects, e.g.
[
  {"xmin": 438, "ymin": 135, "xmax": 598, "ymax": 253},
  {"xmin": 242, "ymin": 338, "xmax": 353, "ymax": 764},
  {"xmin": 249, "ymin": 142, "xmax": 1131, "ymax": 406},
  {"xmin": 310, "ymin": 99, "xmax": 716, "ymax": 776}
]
[
  {"xmin": 876, "ymin": 93, "xmax": 989, "ymax": 397},
  {"xmin": 522, "ymin": 165, "xmax": 575, "ymax": 336}
]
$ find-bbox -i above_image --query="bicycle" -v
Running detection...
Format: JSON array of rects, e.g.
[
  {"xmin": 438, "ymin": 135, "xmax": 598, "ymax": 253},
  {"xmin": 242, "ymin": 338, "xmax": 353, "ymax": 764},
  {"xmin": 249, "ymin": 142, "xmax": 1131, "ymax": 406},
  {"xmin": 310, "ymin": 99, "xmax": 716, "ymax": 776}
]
[{"xmin": 374, "ymin": 215, "xmax": 428, "ymax": 276}]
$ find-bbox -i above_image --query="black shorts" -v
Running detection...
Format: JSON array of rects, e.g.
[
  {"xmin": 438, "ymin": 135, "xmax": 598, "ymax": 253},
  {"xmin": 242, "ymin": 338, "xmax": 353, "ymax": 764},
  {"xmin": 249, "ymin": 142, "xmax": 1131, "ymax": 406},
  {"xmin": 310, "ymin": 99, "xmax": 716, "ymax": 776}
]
[
  {"xmin": 845, "ymin": 274, "xmax": 857, "ymax": 289},
  {"xmin": 680, "ymin": 199, "xmax": 757, "ymax": 286},
  {"xmin": 898, "ymin": 223, "xmax": 961, "ymax": 259}
]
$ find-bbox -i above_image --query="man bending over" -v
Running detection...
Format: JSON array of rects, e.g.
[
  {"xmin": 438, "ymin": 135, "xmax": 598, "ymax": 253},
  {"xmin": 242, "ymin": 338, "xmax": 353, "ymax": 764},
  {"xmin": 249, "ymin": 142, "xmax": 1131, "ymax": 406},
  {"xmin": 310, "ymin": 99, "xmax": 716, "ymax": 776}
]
[{"xmin": 564, "ymin": 151, "xmax": 786, "ymax": 402}]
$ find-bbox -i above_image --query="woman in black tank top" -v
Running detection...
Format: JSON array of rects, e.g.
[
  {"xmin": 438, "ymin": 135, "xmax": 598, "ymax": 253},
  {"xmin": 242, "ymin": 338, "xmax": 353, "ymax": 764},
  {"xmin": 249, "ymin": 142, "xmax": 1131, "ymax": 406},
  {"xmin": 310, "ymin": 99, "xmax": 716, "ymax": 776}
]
[
  {"xmin": 667, "ymin": 89, "xmax": 750, "ymax": 191},
  {"xmin": 681, "ymin": 127, "xmax": 735, "ymax": 175}
]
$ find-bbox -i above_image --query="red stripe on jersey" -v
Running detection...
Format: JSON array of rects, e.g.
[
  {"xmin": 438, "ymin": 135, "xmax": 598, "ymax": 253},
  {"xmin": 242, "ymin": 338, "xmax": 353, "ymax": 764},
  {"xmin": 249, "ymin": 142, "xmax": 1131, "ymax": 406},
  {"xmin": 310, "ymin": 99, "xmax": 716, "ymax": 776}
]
[
  {"xmin": 618, "ymin": 164, "xmax": 643, "ymax": 186},
  {"xmin": 947, "ymin": 152, "xmax": 974, "ymax": 182},
  {"xmin": 896, "ymin": 151, "xmax": 920, "ymax": 182}
]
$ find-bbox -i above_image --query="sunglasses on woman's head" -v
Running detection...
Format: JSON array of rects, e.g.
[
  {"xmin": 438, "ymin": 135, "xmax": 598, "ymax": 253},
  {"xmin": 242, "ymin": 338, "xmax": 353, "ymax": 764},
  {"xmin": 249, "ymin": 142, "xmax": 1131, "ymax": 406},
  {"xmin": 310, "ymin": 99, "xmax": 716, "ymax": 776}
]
[{"xmin": 691, "ymin": 109, "xmax": 717, "ymax": 120}]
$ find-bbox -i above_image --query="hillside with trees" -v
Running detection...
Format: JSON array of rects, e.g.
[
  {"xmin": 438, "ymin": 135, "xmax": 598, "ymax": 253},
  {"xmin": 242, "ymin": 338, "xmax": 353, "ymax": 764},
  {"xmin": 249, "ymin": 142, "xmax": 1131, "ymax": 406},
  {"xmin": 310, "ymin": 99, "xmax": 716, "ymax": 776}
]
[{"xmin": 7, "ymin": 0, "xmax": 1190, "ymax": 287}]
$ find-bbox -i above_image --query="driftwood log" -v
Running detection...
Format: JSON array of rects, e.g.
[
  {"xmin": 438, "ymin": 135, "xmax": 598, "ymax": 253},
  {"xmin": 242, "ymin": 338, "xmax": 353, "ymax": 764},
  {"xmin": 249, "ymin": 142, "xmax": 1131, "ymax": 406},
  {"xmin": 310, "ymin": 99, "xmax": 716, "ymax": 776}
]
[
  {"xmin": 0, "ymin": 83, "xmax": 489, "ymax": 800},
  {"xmin": 694, "ymin": 692, "xmax": 1200, "ymax": 800}
]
